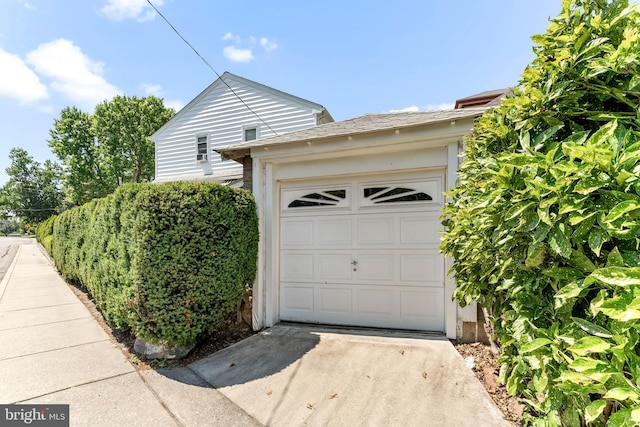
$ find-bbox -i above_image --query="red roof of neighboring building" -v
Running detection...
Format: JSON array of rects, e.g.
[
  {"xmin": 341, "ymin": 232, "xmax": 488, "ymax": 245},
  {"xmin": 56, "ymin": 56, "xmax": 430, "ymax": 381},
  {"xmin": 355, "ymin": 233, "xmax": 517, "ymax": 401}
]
[{"xmin": 454, "ymin": 88, "xmax": 512, "ymax": 109}]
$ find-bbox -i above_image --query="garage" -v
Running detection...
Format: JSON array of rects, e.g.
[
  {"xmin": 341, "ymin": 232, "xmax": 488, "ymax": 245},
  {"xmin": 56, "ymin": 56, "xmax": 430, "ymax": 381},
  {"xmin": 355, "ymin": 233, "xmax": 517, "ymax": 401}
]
[
  {"xmin": 217, "ymin": 108, "xmax": 485, "ymax": 338},
  {"xmin": 279, "ymin": 171, "xmax": 445, "ymax": 331}
]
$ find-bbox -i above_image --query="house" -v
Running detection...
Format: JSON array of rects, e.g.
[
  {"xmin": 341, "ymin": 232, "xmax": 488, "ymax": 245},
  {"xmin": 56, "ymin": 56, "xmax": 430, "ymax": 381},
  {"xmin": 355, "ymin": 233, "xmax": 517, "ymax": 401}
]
[
  {"xmin": 217, "ymin": 101, "xmax": 497, "ymax": 340},
  {"xmin": 151, "ymin": 72, "xmax": 333, "ymax": 186}
]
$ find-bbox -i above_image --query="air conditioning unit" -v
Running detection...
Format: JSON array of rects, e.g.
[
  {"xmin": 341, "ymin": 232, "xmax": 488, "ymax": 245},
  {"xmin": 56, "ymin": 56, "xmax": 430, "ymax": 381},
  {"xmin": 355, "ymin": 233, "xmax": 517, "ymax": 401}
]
[{"xmin": 196, "ymin": 153, "xmax": 208, "ymax": 163}]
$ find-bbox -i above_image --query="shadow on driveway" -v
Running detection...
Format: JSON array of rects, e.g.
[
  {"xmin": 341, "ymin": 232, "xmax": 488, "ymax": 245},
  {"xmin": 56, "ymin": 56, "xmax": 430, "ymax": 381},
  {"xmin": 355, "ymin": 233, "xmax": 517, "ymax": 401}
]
[
  {"xmin": 160, "ymin": 325, "xmax": 321, "ymax": 388},
  {"xmin": 161, "ymin": 324, "xmax": 509, "ymax": 427}
]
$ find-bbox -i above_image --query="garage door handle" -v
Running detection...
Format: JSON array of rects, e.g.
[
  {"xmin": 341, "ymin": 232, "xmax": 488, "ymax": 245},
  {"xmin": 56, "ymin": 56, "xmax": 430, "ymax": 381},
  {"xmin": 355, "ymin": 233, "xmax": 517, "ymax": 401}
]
[{"xmin": 351, "ymin": 260, "xmax": 358, "ymax": 266}]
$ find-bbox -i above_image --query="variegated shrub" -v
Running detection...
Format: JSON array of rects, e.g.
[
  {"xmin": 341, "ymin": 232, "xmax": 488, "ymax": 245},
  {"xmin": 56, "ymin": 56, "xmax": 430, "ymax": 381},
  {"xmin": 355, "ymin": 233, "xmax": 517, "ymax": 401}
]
[{"xmin": 442, "ymin": 1, "xmax": 640, "ymax": 425}]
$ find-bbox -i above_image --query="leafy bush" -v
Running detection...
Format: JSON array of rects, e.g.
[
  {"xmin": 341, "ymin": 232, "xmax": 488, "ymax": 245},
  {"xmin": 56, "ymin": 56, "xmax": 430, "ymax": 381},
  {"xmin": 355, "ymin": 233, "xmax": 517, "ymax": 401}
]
[
  {"xmin": 442, "ymin": 1, "xmax": 640, "ymax": 425},
  {"xmin": 36, "ymin": 215, "xmax": 57, "ymax": 253},
  {"xmin": 52, "ymin": 182, "xmax": 258, "ymax": 346}
]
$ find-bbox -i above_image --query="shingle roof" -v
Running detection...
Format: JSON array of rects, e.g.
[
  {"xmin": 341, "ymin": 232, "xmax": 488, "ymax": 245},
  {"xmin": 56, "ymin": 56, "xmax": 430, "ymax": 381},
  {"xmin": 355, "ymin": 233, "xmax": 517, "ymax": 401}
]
[
  {"xmin": 153, "ymin": 171, "xmax": 242, "ymax": 183},
  {"xmin": 217, "ymin": 107, "xmax": 487, "ymax": 158}
]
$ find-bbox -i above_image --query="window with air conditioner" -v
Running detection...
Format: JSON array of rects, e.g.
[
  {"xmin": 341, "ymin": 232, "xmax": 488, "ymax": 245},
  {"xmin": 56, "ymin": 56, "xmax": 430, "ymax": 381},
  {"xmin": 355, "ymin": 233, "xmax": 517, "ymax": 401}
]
[{"xmin": 196, "ymin": 135, "xmax": 208, "ymax": 163}]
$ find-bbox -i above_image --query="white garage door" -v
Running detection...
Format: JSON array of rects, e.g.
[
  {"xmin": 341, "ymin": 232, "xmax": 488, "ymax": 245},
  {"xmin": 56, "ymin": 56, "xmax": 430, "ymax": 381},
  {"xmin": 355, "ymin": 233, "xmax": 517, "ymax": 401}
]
[{"xmin": 279, "ymin": 170, "xmax": 445, "ymax": 331}]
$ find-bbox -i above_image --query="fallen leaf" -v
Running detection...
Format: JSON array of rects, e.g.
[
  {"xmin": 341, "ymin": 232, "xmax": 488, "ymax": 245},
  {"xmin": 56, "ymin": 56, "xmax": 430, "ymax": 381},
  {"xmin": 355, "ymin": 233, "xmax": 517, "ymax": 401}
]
[
  {"xmin": 329, "ymin": 393, "xmax": 338, "ymax": 399},
  {"xmin": 307, "ymin": 403, "xmax": 315, "ymax": 410},
  {"xmin": 229, "ymin": 363, "xmax": 236, "ymax": 368},
  {"xmin": 422, "ymin": 371, "xmax": 428, "ymax": 379},
  {"xmin": 266, "ymin": 390, "xmax": 273, "ymax": 396}
]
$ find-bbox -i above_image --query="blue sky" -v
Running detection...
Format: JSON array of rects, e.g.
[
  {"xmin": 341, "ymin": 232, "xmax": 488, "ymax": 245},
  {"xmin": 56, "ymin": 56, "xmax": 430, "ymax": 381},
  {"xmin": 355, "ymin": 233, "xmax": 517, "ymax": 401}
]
[{"xmin": 0, "ymin": 0, "xmax": 564, "ymax": 186}]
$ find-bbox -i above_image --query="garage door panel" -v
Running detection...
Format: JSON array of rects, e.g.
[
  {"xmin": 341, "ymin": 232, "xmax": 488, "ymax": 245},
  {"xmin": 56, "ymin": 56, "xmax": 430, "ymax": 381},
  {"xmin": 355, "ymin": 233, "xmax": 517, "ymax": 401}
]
[
  {"xmin": 281, "ymin": 253, "xmax": 314, "ymax": 281},
  {"xmin": 356, "ymin": 253, "xmax": 395, "ymax": 281},
  {"xmin": 401, "ymin": 289, "xmax": 444, "ymax": 321},
  {"xmin": 281, "ymin": 284, "xmax": 444, "ymax": 330},
  {"xmin": 359, "ymin": 178, "xmax": 443, "ymax": 208},
  {"xmin": 319, "ymin": 288, "xmax": 353, "ymax": 314},
  {"xmin": 282, "ymin": 286, "xmax": 314, "ymax": 311},
  {"xmin": 281, "ymin": 220, "xmax": 314, "ymax": 246},
  {"xmin": 318, "ymin": 219, "xmax": 353, "ymax": 246},
  {"xmin": 282, "ymin": 186, "xmax": 351, "ymax": 212},
  {"xmin": 357, "ymin": 289, "xmax": 396, "ymax": 316},
  {"xmin": 318, "ymin": 254, "xmax": 353, "ymax": 280},
  {"xmin": 400, "ymin": 217, "xmax": 442, "ymax": 245},
  {"xmin": 399, "ymin": 253, "xmax": 444, "ymax": 283},
  {"xmin": 357, "ymin": 217, "xmax": 395, "ymax": 245}
]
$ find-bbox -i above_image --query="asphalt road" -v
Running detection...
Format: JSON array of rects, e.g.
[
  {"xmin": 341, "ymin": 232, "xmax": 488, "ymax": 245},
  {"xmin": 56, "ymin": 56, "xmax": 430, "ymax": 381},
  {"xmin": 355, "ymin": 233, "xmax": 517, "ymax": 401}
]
[{"xmin": 0, "ymin": 236, "xmax": 33, "ymax": 285}]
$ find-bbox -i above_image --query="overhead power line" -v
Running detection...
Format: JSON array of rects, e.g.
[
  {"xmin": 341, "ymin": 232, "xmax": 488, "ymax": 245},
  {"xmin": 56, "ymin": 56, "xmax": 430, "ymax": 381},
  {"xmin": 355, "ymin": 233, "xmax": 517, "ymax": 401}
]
[
  {"xmin": 145, "ymin": 0, "xmax": 278, "ymax": 136},
  {"xmin": 10, "ymin": 208, "xmax": 59, "ymax": 212}
]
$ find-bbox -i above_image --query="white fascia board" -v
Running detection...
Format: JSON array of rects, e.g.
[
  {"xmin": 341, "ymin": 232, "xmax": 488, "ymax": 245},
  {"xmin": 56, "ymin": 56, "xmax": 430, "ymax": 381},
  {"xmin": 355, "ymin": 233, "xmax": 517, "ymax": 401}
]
[{"xmin": 249, "ymin": 118, "xmax": 476, "ymax": 164}]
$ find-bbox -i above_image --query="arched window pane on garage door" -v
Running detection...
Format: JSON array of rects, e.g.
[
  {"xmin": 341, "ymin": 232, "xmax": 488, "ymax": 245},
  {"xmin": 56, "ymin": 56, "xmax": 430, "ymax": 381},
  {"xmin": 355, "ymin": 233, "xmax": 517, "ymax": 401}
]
[
  {"xmin": 288, "ymin": 189, "xmax": 347, "ymax": 208},
  {"xmin": 363, "ymin": 186, "xmax": 433, "ymax": 204}
]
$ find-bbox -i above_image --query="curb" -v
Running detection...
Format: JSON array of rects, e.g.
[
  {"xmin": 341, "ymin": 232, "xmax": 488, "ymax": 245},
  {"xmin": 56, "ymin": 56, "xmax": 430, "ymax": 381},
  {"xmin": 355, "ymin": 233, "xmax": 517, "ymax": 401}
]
[
  {"xmin": 35, "ymin": 241, "xmax": 58, "ymax": 269},
  {"xmin": 0, "ymin": 244, "xmax": 22, "ymax": 304}
]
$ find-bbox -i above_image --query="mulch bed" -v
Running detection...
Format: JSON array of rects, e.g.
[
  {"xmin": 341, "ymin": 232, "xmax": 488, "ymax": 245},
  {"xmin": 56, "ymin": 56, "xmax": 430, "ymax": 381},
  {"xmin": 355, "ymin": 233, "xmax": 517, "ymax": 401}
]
[{"xmin": 452, "ymin": 341, "xmax": 525, "ymax": 426}]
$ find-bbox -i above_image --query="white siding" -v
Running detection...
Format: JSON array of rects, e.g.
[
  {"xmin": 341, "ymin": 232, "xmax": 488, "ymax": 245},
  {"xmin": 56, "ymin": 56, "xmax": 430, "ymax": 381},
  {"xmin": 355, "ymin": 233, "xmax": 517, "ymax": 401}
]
[{"xmin": 154, "ymin": 74, "xmax": 325, "ymax": 181}]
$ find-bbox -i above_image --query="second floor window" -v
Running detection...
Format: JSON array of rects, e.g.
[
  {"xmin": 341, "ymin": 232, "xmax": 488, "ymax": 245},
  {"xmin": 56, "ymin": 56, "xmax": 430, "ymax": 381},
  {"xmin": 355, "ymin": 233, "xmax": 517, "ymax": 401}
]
[{"xmin": 244, "ymin": 127, "xmax": 257, "ymax": 141}]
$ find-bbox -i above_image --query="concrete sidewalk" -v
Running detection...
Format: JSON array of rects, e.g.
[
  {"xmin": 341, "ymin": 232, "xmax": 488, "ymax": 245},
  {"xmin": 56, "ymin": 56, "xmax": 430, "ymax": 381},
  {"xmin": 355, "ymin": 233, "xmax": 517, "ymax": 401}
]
[
  {"xmin": 0, "ymin": 240, "xmax": 510, "ymax": 427},
  {"xmin": 0, "ymin": 240, "xmax": 259, "ymax": 427}
]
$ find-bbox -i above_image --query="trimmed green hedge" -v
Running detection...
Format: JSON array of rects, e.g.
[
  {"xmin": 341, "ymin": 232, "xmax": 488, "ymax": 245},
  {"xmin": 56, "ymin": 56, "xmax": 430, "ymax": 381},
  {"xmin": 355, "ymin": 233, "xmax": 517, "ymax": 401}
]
[
  {"xmin": 51, "ymin": 182, "xmax": 259, "ymax": 345},
  {"xmin": 36, "ymin": 215, "xmax": 57, "ymax": 254}
]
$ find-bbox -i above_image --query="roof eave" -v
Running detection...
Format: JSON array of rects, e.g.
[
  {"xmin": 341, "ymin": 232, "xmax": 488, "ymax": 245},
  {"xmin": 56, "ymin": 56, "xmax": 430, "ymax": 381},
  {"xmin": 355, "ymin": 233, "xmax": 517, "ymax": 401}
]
[{"xmin": 216, "ymin": 108, "xmax": 485, "ymax": 160}]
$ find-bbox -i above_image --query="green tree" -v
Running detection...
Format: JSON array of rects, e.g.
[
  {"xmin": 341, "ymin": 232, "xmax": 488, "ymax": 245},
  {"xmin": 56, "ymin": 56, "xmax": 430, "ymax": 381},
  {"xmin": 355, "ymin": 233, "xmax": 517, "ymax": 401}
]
[
  {"xmin": 93, "ymin": 95, "xmax": 174, "ymax": 185},
  {"xmin": 0, "ymin": 186, "xmax": 11, "ymax": 220},
  {"xmin": 442, "ymin": 0, "xmax": 640, "ymax": 425},
  {"xmin": 49, "ymin": 96, "xmax": 174, "ymax": 205},
  {"xmin": 0, "ymin": 219, "xmax": 20, "ymax": 235},
  {"xmin": 2, "ymin": 148, "xmax": 63, "ymax": 223},
  {"xmin": 48, "ymin": 106, "xmax": 109, "ymax": 206}
]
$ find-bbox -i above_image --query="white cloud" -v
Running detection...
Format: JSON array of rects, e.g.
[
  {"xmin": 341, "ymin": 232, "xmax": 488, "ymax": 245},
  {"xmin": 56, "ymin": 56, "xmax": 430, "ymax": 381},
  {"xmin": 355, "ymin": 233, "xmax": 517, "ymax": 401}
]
[
  {"xmin": 423, "ymin": 103, "xmax": 455, "ymax": 111},
  {"xmin": 101, "ymin": 0, "xmax": 163, "ymax": 22},
  {"xmin": 260, "ymin": 37, "xmax": 278, "ymax": 52},
  {"xmin": 0, "ymin": 48, "xmax": 48, "ymax": 104},
  {"xmin": 222, "ymin": 32, "xmax": 241, "ymax": 44},
  {"xmin": 164, "ymin": 100, "xmax": 185, "ymax": 112},
  {"xmin": 23, "ymin": 2, "xmax": 36, "ymax": 10},
  {"xmin": 389, "ymin": 106, "xmax": 420, "ymax": 113},
  {"xmin": 140, "ymin": 82, "xmax": 164, "ymax": 96},
  {"xmin": 222, "ymin": 33, "xmax": 278, "ymax": 62},
  {"xmin": 139, "ymin": 83, "xmax": 183, "ymax": 111},
  {"xmin": 26, "ymin": 39, "xmax": 121, "ymax": 108},
  {"xmin": 223, "ymin": 46, "xmax": 254, "ymax": 63},
  {"xmin": 388, "ymin": 103, "xmax": 455, "ymax": 113}
]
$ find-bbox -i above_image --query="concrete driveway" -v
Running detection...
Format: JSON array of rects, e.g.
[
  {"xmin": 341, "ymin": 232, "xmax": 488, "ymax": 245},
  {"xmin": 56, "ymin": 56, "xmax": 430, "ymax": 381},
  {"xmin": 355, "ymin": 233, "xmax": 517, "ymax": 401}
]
[{"xmin": 187, "ymin": 324, "xmax": 509, "ymax": 427}]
